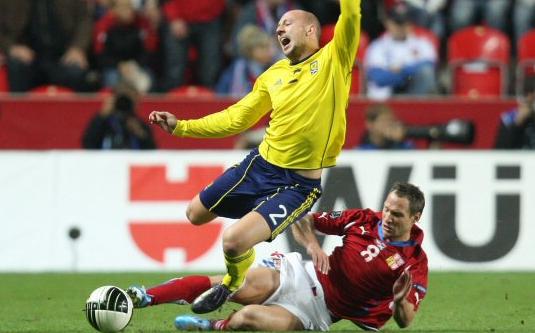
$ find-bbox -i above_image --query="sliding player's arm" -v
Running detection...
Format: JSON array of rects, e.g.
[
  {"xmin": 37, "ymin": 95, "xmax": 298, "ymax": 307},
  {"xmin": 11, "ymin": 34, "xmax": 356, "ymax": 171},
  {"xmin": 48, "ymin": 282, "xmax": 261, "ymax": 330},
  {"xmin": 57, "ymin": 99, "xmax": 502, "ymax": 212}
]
[
  {"xmin": 392, "ymin": 262, "xmax": 428, "ymax": 328},
  {"xmin": 291, "ymin": 214, "xmax": 330, "ymax": 274},
  {"xmin": 392, "ymin": 268, "xmax": 415, "ymax": 328}
]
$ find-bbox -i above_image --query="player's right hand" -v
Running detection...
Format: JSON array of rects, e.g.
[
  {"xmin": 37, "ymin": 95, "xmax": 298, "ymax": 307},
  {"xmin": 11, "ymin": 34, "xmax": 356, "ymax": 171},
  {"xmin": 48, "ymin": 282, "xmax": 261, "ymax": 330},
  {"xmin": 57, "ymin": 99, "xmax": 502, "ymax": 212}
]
[
  {"xmin": 393, "ymin": 266, "xmax": 412, "ymax": 303},
  {"xmin": 149, "ymin": 111, "xmax": 178, "ymax": 134},
  {"xmin": 307, "ymin": 243, "xmax": 330, "ymax": 274}
]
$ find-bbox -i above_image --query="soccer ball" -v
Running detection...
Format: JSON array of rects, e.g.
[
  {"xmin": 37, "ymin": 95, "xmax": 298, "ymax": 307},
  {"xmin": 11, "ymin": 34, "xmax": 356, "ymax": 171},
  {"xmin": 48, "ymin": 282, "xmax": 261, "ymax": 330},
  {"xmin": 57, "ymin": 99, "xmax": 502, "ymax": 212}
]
[{"xmin": 85, "ymin": 286, "xmax": 133, "ymax": 333}]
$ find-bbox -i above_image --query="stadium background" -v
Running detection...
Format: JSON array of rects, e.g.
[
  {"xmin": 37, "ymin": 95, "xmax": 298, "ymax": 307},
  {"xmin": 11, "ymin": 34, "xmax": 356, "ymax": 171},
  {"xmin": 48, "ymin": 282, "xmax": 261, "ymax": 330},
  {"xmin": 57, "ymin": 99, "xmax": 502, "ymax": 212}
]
[{"xmin": 1, "ymin": 0, "xmax": 535, "ymax": 332}]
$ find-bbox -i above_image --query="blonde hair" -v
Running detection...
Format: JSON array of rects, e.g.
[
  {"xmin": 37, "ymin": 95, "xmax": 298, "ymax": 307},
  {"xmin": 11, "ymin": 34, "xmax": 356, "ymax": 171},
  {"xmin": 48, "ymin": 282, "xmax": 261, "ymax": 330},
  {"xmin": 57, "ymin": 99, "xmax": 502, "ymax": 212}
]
[{"xmin": 237, "ymin": 25, "xmax": 272, "ymax": 58}]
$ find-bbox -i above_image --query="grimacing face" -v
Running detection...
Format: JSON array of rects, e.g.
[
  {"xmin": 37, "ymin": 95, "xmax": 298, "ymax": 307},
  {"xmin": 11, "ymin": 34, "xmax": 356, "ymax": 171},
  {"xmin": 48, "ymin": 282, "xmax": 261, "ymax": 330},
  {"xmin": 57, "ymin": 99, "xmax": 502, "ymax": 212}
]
[
  {"xmin": 381, "ymin": 191, "xmax": 420, "ymax": 241},
  {"xmin": 276, "ymin": 11, "xmax": 312, "ymax": 61}
]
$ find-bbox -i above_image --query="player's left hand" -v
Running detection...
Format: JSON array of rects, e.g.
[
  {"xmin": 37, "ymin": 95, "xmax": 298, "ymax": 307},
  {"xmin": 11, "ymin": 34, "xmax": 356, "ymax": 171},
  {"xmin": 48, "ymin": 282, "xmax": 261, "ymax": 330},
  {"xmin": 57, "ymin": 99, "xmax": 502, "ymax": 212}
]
[{"xmin": 393, "ymin": 266, "xmax": 412, "ymax": 303}]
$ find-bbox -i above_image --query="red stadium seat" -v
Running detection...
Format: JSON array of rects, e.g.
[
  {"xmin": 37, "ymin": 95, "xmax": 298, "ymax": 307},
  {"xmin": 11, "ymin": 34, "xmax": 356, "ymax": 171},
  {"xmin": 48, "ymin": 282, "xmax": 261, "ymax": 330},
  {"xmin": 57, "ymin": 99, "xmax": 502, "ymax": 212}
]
[
  {"xmin": 167, "ymin": 85, "xmax": 215, "ymax": 97},
  {"xmin": 412, "ymin": 26, "xmax": 440, "ymax": 55},
  {"xmin": 517, "ymin": 29, "xmax": 535, "ymax": 93},
  {"xmin": 0, "ymin": 53, "xmax": 8, "ymax": 92},
  {"xmin": 0, "ymin": 64, "xmax": 9, "ymax": 92},
  {"xmin": 29, "ymin": 85, "xmax": 76, "ymax": 96},
  {"xmin": 448, "ymin": 26, "xmax": 510, "ymax": 98},
  {"xmin": 320, "ymin": 24, "xmax": 336, "ymax": 48}
]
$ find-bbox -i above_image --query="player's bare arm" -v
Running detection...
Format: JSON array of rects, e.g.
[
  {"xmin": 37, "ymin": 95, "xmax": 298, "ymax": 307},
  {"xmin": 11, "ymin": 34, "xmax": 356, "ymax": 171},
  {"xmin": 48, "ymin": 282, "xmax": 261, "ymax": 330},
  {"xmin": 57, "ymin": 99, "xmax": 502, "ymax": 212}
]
[
  {"xmin": 291, "ymin": 214, "xmax": 330, "ymax": 274},
  {"xmin": 392, "ymin": 268, "xmax": 416, "ymax": 328}
]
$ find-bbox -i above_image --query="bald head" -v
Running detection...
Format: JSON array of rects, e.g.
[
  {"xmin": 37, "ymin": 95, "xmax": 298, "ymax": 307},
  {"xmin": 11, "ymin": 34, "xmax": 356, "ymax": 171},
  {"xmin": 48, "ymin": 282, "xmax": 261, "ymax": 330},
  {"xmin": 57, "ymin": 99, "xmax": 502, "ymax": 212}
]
[
  {"xmin": 287, "ymin": 10, "xmax": 322, "ymax": 42},
  {"xmin": 277, "ymin": 10, "xmax": 321, "ymax": 62}
]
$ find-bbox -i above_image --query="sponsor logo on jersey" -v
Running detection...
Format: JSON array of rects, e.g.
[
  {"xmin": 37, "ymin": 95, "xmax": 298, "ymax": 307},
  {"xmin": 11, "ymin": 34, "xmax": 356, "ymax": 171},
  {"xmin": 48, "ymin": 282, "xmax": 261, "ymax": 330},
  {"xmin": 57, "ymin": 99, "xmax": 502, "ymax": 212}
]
[
  {"xmin": 386, "ymin": 253, "xmax": 405, "ymax": 270},
  {"xmin": 310, "ymin": 61, "xmax": 319, "ymax": 75}
]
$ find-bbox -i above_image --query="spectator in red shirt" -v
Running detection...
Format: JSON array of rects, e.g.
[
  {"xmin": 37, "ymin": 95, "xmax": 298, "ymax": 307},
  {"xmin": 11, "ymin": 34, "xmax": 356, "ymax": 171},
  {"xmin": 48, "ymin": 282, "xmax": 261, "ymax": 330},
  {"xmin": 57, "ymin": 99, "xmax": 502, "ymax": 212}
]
[
  {"xmin": 161, "ymin": 0, "xmax": 226, "ymax": 91},
  {"xmin": 93, "ymin": 0, "xmax": 158, "ymax": 92}
]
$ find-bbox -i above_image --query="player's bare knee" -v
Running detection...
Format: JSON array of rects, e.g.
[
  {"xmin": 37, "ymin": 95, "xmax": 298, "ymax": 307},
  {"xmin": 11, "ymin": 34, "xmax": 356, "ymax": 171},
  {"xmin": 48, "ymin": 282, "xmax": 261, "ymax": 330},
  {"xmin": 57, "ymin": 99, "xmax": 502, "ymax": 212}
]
[
  {"xmin": 227, "ymin": 306, "xmax": 259, "ymax": 330},
  {"xmin": 222, "ymin": 229, "xmax": 243, "ymax": 256},
  {"xmin": 185, "ymin": 205, "xmax": 208, "ymax": 225}
]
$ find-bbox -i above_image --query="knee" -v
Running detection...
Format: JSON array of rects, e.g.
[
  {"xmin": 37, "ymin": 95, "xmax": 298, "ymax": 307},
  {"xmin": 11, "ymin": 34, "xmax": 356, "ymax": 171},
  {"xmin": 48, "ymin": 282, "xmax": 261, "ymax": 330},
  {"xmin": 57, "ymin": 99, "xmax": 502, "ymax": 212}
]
[
  {"xmin": 222, "ymin": 228, "xmax": 244, "ymax": 256},
  {"xmin": 414, "ymin": 65, "xmax": 436, "ymax": 88},
  {"xmin": 415, "ymin": 64, "xmax": 435, "ymax": 79},
  {"xmin": 186, "ymin": 205, "xmax": 209, "ymax": 226},
  {"xmin": 62, "ymin": 63, "xmax": 85, "ymax": 76},
  {"xmin": 227, "ymin": 306, "xmax": 259, "ymax": 330}
]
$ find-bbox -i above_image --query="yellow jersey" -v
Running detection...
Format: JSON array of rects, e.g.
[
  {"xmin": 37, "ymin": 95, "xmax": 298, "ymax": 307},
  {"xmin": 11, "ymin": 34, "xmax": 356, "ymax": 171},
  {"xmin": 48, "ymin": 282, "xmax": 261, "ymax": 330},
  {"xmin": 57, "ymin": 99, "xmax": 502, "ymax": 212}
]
[{"xmin": 173, "ymin": 0, "xmax": 361, "ymax": 169}]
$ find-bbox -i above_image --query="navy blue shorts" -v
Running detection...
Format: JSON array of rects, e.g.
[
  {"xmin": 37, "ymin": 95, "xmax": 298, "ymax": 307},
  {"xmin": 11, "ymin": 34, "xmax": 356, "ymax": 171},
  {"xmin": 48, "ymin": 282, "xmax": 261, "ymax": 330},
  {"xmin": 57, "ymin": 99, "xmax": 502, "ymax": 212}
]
[{"xmin": 199, "ymin": 148, "xmax": 322, "ymax": 241}]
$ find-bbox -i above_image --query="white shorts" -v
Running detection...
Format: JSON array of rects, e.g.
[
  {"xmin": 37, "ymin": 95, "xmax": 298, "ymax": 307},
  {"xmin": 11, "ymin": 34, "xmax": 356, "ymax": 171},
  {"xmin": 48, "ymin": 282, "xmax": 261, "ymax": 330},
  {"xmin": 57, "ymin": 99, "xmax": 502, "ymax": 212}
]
[{"xmin": 261, "ymin": 252, "xmax": 332, "ymax": 331}]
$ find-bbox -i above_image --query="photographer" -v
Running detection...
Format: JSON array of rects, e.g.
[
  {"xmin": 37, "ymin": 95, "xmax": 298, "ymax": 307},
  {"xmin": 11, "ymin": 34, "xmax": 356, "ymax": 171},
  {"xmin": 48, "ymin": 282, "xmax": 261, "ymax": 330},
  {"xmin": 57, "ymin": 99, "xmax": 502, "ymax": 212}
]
[
  {"xmin": 495, "ymin": 77, "xmax": 535, "ymax": 149},
  {"xmin": 358, "ymin": 104, "xmax": 475, "ymax": 150},
  {"xmin": 357, "ymin": 104, "xmax": 415, "ymax": 150},
  {"xmin": 82, "ymin": 81, "xmax": 156, "ymax": 150}
]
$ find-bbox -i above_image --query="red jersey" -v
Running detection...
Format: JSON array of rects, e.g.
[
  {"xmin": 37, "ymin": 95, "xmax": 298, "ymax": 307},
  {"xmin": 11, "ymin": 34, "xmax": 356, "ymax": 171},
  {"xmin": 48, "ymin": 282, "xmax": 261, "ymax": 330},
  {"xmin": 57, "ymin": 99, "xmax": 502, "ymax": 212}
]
[{"xmin": 312, "ymin": 209, "xmax": 428, "ymax": 330}]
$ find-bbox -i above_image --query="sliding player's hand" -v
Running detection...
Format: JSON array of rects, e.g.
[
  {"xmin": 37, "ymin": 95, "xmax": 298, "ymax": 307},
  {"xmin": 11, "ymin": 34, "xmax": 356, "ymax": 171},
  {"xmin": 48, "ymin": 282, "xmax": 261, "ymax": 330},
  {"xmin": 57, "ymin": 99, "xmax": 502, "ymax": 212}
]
[
  {"xmin": 149, "ymin": 111, "xmax": 178, "ymax": 134},
  {"xmin": 307, "ymin": 243, "xmax": 330, "ymax": 275},
  {"xmin": 393, "ymin": 266, "xmax": 412, "ymax": 303}
]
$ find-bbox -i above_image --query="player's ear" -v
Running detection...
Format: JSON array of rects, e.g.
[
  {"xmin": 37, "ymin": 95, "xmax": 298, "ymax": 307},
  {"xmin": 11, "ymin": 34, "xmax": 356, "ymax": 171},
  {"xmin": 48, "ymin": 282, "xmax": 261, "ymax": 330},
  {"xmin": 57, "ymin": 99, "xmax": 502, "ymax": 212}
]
[
  {"xmin": 411, "ymin": 212, "xmax": 421, "ymax": 224},
  {"xmin": 306, "ymin": 24, "xmax": 315, "ymax": 37}
]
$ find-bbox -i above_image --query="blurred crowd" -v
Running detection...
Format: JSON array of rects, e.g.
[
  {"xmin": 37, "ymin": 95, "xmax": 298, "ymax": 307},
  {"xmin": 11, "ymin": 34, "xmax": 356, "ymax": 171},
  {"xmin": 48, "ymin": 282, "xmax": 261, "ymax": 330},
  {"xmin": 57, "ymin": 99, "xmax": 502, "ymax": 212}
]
[
  {"xmin": 1, "ymin": 0, "xmax": 535, "ymax": 98},
  {"xmin": 1, "ymin": 0, "xmax": 534, "ymax": 151}
]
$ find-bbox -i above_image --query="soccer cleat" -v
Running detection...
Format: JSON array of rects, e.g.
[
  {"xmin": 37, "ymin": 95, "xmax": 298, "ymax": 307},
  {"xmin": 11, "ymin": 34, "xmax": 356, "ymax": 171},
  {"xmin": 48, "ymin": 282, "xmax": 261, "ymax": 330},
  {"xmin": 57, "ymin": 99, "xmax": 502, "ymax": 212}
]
[
  {"xmin": 125, "ymin": 285, "xmax": 152, "ymax": 308},
  {"xmin": 174, "ymin": 315, "xmax": 212, "ymax": 331},
  {"xmin": 191, "ymin": 283, "xmax": 231, "ymax": 314}
]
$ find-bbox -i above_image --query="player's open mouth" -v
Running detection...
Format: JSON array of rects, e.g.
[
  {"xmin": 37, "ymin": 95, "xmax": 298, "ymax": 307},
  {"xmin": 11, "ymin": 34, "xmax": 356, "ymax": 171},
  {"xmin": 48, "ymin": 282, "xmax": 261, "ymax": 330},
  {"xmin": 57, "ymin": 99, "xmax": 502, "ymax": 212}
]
[{"xmin": 280, "ymin": 37, "xmax": 291, "ymax": 49}]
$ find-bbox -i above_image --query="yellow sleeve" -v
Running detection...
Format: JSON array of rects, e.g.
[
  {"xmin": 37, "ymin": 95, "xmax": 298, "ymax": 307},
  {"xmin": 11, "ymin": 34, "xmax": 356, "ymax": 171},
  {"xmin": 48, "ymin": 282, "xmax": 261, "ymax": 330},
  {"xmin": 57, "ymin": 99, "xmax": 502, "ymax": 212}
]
[
  {"xmin": 172, "ymin": 78, "xmax": 272, "ymax": 138},
  {"xmin": 332, "ymin": 0, "xmax": 361, "ymax": 71}
]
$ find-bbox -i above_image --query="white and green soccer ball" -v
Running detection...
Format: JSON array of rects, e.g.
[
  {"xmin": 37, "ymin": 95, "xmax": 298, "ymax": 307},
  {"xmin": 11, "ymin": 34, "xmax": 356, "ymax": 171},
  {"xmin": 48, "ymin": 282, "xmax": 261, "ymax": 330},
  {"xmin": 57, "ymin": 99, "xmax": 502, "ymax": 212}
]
[{"xmin": 85, "ymin": 286, "xmax": 133, "ymax": 332}]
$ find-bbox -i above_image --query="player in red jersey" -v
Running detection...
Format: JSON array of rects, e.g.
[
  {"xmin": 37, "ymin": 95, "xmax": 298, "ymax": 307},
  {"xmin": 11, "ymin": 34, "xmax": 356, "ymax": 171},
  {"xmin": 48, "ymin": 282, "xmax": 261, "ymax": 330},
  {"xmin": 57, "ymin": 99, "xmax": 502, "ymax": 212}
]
[
  {"xmin": 126, "ymin": 182, "xmax": 427, "ymax": 331},
  {"xmin": 300, "ymin": 181, "xmax": 428, "ymax": 330}
]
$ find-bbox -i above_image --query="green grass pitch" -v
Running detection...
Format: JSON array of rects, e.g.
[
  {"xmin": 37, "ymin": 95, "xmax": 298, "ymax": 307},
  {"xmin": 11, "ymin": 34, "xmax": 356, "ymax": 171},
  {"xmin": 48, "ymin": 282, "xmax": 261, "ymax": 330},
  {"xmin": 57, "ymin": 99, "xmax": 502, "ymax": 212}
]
[{"xmin": 0, "ymin": 272, "xmax": 533, "ymax": 333}]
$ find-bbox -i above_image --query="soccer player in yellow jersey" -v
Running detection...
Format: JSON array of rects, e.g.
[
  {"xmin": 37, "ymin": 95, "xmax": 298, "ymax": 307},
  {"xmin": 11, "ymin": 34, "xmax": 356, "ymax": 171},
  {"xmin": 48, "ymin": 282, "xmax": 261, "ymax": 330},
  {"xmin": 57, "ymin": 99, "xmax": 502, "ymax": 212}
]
[{"xmin": 148, "ymin": 0, "xmax": 361, "ymax": 314}]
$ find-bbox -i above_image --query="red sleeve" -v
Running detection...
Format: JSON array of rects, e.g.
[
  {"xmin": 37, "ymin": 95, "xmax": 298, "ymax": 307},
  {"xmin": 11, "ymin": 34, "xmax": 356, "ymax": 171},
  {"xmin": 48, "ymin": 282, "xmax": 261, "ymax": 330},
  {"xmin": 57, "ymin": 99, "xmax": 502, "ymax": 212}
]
[
  {"xmin": 163, "ymin": 0, "xmax": 181, "ymax": 22},
  {"xmin": 93, "ymin": 14, "xmax": 115, "ymax": 54},
  {"xmin": 405, "ymin": 256, "xmax": 428, "ymax": 311},
  {"xmin": 137, "ymin": 16, "xmax": 158, "ymax": 52},
  {"xmin": 312, "ymin": 209, "xmax": 376, "ymax": 236}
]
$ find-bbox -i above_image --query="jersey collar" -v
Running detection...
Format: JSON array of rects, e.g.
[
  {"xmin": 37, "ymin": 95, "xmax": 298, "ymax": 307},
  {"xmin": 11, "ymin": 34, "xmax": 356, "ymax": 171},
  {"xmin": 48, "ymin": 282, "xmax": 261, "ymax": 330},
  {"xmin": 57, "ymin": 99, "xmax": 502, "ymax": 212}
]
[
  {"xmin": 289, "ymin": 48, "xmax": 320, "ymax": 65},
  {"xmin": 378, "ymin": 221, "xmax": 417, "ymax": 247}
]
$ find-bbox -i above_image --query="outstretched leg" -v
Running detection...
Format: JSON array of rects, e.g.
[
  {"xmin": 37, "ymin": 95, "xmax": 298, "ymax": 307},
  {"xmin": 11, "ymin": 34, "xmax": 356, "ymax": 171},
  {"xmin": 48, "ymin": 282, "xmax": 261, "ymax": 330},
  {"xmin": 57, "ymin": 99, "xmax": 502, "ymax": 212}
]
[
  {"xmin": 127, "ymin": 266, "xmax": 279, "ymax": 308},
  {"xmin": 175, "ymin": 305, "xmax": 303, "ymax": 331},
  {"xmin": 192, "ymin": 212, "xmax": 271, "ymax": 313},
  {"xmin": 127, "ymin": 275, "xmax": 220, "ymax": 308},
  {"xmin": 227, "ymin": 304, "xmax": 304, "ymax": 331}
]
